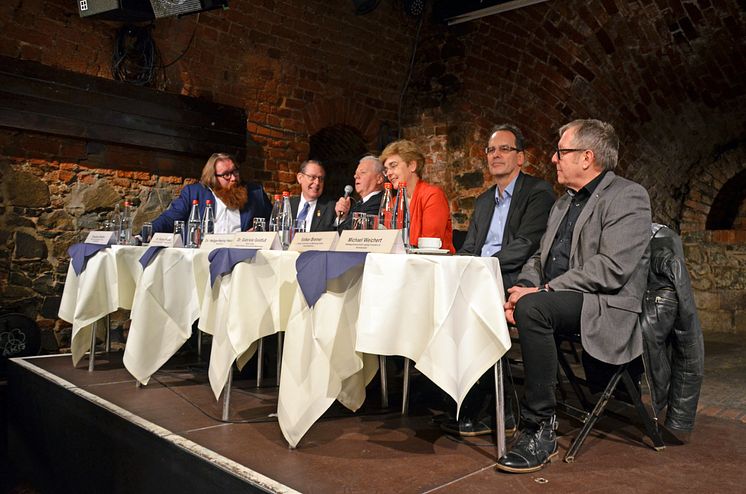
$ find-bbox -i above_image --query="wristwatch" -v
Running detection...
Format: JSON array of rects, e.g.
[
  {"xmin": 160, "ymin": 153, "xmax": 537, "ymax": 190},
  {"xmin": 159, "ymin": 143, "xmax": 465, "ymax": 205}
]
[{"xmin": 537, "ymin": 284, "xmax": 551, "ymax": 293}]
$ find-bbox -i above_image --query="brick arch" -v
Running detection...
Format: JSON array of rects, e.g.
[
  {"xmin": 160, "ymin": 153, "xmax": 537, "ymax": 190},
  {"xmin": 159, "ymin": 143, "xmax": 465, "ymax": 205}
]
[
  {"xmin": 680, "ymin": 144, "xmax": 746, "ymax": 235},
  {"xmin": 302, "ymin": 98, "xmax": 384, "ymax": 150}
]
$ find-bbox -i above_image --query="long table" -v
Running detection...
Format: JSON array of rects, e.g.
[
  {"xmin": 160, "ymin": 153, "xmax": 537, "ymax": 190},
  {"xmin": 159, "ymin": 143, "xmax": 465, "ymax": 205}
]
[
  {"xmin": 202, "ymin": 251, "xmax": 511, "ymax": 448},
  {"xmin": 59, "ymin": 246, "xmax": 210, "ymax": 383},
  {"xmin": 59, "ymin": 247, "xmax": 511, "ymax": 450}
]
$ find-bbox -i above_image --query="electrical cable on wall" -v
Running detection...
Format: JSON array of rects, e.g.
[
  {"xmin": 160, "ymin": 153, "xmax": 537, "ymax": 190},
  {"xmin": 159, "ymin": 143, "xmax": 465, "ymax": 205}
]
[
  {"xmin": 111, "ymin": 24, "xmax": 159, "ymax": 86},
  {"xmin": 112, "ymin": 15, "xmax": 200, "ymax": 88},
  {"xmin": 160, "ymin": 13, "xmax": 200, "ymax": 68},
  {"xmin": 397, "ymin": 4, "xmax": 426, "ymax": 138}
]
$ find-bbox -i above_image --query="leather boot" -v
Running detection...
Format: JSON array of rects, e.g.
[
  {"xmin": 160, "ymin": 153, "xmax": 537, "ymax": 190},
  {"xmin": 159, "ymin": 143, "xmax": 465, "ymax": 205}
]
[{"xmin": 495, "ymin": 416, "xmax": 558, "ymax": 473}]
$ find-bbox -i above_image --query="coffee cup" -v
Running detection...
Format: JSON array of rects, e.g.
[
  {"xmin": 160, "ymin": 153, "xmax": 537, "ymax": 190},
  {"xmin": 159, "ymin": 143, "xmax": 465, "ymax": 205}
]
[{"xmin": 418, "ymin": 237, "xmax": 442, "ymax": 249}]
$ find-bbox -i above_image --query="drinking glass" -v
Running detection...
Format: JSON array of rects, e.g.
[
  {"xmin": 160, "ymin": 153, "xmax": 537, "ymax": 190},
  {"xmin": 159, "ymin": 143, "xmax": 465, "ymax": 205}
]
[
  {"xmin": 366, "ymin": 214, "xmax": 379, "ymax": 230},
  {"xmin": 141, "ymin": 222, "xmax": 153, "ymax": 245},
  {"xmin": 252, "ymin": 217, "xmax": 266, "ymax": 232},
  {"xmin": 352, "ymin": 212, "xmax": 367, "ymax": 230},
  {"xmin": 294, "ymin": 219, "xmax": 307, "ymax": 234},
  {"xmin": 173, "ymin": 220, "xmax": 185, "ymax": 246}
]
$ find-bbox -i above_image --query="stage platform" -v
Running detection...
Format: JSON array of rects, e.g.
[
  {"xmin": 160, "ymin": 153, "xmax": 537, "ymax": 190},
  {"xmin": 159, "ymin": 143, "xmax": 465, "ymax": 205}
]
[{"xmin": 6, "ymin": 350, "xmax": 746, "ymax": 493}]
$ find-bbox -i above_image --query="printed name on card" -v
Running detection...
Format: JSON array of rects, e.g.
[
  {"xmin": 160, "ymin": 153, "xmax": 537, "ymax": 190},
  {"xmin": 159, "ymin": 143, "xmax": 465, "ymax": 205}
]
[
  {"xmin": 84, "ymin": 231, "xmax": 117, "ymax": 245},
  {"xmin": 232, "ymin": 232, "xmax": 282, "ymax": 250},
  {"xmin": 288, "ymin": 231, "xmax": 338, "ymax": 252},
  {"xmin": 335, "ymin": 229, "xmax": 405, "ymax": 253}
]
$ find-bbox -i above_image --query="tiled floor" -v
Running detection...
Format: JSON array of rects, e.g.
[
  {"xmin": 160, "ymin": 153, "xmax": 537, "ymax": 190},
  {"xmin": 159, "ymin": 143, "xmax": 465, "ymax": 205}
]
[{"xmin": 5, "ymin": 332, "xmax": 746, "ymax": 493}]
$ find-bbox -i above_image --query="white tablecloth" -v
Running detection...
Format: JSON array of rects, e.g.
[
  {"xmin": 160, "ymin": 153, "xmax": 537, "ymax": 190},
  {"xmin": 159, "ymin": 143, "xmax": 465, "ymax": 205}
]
[
  {"xmin": 356, "ymin": 254, "xmax": 511, "ymax": 416},
  {"xmin": 210, "ymin": 251, "xmax": 510, "ymax": 448},
  {"xmin": 278, "ymin": 261, "xmax": 379, "ymax": 448},
  {"xmin": 201, "ymin": 250, "xmax": 300, "ymax": 400},
  {"xmin": 58, "ymin": 246, "xmax": 144, "ymax": 366},
  {"xmin": 60, "ymin": 247, "xmax": 511, "ymax": 449},
  {"xmin": 123, "ymin": 248, "xmax": 211, "ymax": 384}
]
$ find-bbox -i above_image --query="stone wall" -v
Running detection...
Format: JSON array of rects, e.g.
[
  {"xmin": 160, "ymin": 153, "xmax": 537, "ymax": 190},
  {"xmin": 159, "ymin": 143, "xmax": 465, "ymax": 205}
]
[
  {"xmin": 0, "ymin": 156, "xmax": 192, "ymax": 348},
  {"xmin": 685, "ymin": 232, "xmax": 746, "ymax": 333}
]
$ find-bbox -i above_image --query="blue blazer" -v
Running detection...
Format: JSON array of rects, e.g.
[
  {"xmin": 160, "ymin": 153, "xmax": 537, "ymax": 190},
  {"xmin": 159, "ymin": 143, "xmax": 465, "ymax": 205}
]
[{"xmin": 150, "ymin": 182, "xmax": 272, "ymax": 234}]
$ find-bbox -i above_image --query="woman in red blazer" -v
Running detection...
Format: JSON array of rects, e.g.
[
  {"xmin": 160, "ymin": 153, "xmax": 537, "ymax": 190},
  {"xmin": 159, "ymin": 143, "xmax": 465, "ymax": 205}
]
[{"xmin": 379, "ymin": 140, "xmax": 455, "ymax": 253}]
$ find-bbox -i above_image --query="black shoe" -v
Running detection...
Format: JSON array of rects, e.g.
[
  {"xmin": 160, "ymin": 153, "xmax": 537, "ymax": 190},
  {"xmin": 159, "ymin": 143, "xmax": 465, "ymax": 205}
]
[
  {"xmin": 441, "ymin": 409, "xmax": 517, "ymax": 438},
  {"xmin": 441, "ymin": 417, "xmax": 492, "ymax": 437},
  {"xmin": 496, "ymin": 416, "xmax": 558, "ymax": 473}
]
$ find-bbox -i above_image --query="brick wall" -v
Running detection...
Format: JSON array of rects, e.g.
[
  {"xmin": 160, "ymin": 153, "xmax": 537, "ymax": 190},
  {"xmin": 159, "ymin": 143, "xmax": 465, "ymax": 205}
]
[{"xmin": 1, "ymin": 0, "xmax": 745, "ymax": 339}]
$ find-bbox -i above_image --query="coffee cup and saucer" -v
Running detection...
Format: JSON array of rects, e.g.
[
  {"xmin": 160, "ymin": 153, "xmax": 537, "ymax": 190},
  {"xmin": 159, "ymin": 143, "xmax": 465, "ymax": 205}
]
[{"xmin": 411, "ymin": 237, "xmax": 449, "ymax": 255}]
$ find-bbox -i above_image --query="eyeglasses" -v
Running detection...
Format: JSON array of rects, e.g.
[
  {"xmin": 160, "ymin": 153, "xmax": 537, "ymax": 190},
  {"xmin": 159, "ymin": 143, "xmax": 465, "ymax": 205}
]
[
  {"xmin": 554, "ymin": 147, "xmax": 586, "ymax": 159},
  {"xmin": 215, "ymin": 169, "xmax": 240, "ymax": 179},
  {"xmin": 485, "ymin": 145, "xmax": 520, "ymax": 155},
  {"xmin": 300, "ymin": 172, "xmax": 325, "ymax": 182}
]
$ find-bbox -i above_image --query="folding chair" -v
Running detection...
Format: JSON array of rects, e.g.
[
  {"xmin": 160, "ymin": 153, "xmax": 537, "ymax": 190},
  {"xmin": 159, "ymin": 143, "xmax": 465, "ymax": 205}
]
[{"xmin": 555, "ymin": 333, "xmax": 665, "ymax": 462}]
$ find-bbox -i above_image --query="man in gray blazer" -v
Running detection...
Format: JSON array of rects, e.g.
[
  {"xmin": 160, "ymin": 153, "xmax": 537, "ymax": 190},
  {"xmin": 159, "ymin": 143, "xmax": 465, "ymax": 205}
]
[
  {"xmin": 442, "ymin": 124, "xmax": 555, "ymax": 437},
  {"xmin": 497, "ymin": 119, "xmax": 652, "ymax": 474},
  {"xmin": 290, "ymin": 160, "xmax": 337, "ymax": 232}
]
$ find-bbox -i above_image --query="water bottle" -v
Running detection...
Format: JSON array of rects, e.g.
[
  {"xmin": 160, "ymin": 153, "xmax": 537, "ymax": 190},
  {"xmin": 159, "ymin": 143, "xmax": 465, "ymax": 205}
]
[
  {"xmin": 268, "ymin": 194, "xmax": 282, "ymax": 232},
  {"xmin": 394, "ymin": 181, "xmax": 410, "ymax": 249},
  {"xmin": 378, "ymin": 182, "xmax": 395, "ymax": 229},
  {"xmin": 187, "ymin": 199, "xmax": 201, "ymax": 248},
  {"xmin": 202, "ymin": 199, "xmax": 215, "ymax": 236},
  {"xmin": 280, "ymin": 191, "xmax": 292, "ymax": 249},
  {"xmin": 112, "ymin": 203, "xmax": 122, "ymax": 243},
  {"xmin": 119, "ymin": 201, "xmax": 133, "ymax": 245}
]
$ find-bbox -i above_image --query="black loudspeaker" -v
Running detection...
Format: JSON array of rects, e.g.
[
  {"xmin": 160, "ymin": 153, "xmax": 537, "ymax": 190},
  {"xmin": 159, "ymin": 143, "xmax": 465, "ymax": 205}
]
[
  {"xmin": 77, "ymin": 0, "xmax": 155, "ymax": 21},
  {"xmin": 148, "ymin": 0, "xmax": 228, "ymax": 18}
]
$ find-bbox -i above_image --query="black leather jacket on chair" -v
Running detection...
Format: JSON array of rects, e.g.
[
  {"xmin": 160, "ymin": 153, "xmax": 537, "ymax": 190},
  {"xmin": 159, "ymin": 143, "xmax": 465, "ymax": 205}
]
[{"xmin": 640, "ymin": 225, "xmax": 705, "ymax": 432}]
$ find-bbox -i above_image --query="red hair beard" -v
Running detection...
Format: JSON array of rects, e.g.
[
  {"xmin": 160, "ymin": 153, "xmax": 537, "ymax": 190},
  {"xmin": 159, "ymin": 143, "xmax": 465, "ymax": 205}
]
[{"xmin": 214, "ymin": 183, "xmax": 248, "ymax": 210}]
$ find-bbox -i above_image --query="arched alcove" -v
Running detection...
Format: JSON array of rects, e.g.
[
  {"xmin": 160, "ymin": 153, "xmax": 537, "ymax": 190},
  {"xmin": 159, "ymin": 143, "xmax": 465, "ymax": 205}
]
[
  {"xmin": 679, "ymin": 145, "xmax": 746, "ymax": 333},
  {"xmin": 308, "ymin": 124, "xmax": 369, "ymax": 200},
  {"xmin": 706, "ymin": 169, "xmax": 746, "ymax": 230}
]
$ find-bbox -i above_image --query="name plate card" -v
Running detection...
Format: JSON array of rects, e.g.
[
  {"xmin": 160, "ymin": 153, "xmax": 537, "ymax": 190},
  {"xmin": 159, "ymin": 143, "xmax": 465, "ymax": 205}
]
[
  {"xmin": 289, "ymin": 231, "xmax": 338, "ymax": 252},
  {"xmin": 232, "ymin": 232, "xmax": 282, "ymax": 250},
  {"xmin": 149, "ymin": 232, "xmax": 184, "ymax": 248},
  {"xmin": 200, "ymin": 234, "xmax": 236, "ymax": 250},
  {"xmin": 84, "ymin": 231, "xmax": 116, "ymax": 245},
  {"xmin": 335, "ymin": 229, "xmax": 405, "ymax": 254}
]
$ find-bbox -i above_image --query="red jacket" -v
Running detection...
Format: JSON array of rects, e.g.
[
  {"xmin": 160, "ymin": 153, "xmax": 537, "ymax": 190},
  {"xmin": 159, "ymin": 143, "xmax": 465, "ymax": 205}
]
[{"xmin": 409, "ymin": 180, "xmax": 455, "ymax": 253}]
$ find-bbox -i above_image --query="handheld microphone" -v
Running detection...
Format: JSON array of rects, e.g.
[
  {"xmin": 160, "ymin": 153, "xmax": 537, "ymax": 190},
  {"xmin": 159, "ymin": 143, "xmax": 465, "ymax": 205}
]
[{"xmin": 339, "ymin": 185, "xmax": 353, "ymax": 219}]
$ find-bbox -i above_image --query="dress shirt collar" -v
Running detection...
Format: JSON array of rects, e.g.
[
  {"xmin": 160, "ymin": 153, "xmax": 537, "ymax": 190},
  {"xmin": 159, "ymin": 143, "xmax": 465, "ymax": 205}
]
[
  {"xmin": 361, "ymin": 190, "xmax": 382, "ymax": 203},
  {"xmin": 494, "ymin": 174, "xmax": 518, "ymax": 204},
  {"xmin": 566, "ymin": 170, "xmax": 607, "ymax": 198}
]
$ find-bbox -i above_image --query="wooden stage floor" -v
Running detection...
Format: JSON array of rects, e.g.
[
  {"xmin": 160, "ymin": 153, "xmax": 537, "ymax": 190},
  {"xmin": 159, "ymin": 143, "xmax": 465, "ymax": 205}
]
[{"xmin": 6, "ymin": 347, "xmax": 746, "ymax": 493}]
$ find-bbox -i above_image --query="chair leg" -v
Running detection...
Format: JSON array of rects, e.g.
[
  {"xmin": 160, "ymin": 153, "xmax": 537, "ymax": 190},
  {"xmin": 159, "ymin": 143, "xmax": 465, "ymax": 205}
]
[
  {"xmin": 620, "ymin": 371, "xmax": 665, "ymax": 450},
  {"xmin": 564, "ymin": 365, "xmax": 626, "ymax": 463},
  {"xmin": 556, "ymin": 345, "xmax": 593, "ymax": 411}
]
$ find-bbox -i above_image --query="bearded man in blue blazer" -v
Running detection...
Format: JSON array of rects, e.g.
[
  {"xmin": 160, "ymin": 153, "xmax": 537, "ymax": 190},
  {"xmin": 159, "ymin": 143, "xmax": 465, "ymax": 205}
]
[
  {"xmin": 498, "ymin": 119, "xmax": 652, "ymax": 474},
  {"xmin": 150, "ymin": 153, "xmax": 272, "ymax": 235}
]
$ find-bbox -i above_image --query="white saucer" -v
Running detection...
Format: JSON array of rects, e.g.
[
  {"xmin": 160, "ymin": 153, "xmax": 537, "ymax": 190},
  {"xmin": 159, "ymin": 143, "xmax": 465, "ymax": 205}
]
[{"xmin": 410, "ymin": 248, "xmax": 450, "ymax": 255}]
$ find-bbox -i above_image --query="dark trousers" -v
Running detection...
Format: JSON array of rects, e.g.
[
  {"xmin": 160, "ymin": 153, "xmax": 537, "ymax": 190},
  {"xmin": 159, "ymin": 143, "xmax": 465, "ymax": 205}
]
[{"xmin": 514, "ymin": 290, "xmax": 583, "ymax": 426}]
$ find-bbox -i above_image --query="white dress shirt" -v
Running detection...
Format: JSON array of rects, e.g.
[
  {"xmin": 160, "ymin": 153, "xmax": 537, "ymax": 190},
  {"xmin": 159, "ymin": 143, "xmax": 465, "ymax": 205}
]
[{"xmin": 212, "ymin": 192, "xmax": 242, "ymax": 233}]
